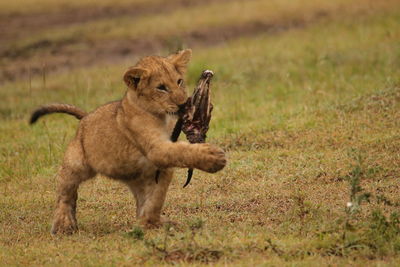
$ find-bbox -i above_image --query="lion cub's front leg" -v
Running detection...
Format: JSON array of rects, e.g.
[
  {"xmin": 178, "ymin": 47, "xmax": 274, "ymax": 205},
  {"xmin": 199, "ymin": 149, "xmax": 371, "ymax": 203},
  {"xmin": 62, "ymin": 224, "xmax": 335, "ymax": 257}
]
[
  {"xmin": 126, "ymin": 169, "xmax": 173, "ymax": 228},
  {"xmin": 147, "ymin": 141, "xmax": 226, "ymax": 173}
]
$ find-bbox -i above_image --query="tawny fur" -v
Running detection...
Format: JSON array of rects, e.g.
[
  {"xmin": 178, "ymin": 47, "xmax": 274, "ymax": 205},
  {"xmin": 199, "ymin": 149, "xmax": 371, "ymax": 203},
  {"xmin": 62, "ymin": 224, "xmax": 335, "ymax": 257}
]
[
  {"xmin": 30, "ymin": 103, "xmax": 87, "ymax": 123},
  {"xmin": 30, "ymin": 49, "xmax": 227, "ymax": 234}
]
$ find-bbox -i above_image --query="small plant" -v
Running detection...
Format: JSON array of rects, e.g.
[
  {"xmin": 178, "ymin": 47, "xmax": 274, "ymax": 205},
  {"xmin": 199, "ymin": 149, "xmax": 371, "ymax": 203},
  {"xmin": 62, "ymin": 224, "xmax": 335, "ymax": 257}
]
[
  {"xmin": 126, "ymin": 226, "xmax": 145, "ymax": 241},
  {"xmin": 344, "ymin": 149, "xmax": 371, "ymax": 216},
  {"xmin": 318, "ymin": 149, "xmax": 400, "ymax": 258},
  {"xmin": 339, "ymin": 150, "xmax": 371, "ymax": 255}
]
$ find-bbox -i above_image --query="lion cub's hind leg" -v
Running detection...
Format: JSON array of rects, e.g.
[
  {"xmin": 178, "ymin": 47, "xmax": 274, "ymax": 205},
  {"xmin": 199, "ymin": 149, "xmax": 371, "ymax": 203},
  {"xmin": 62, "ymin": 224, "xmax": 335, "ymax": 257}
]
[
  {"xmin": 51, "ymin": 140, "xmax": 95, "ymax": 235},
  {"xmin": 126, "ymin": 169, "xmax": 173, "ymax": 228}
]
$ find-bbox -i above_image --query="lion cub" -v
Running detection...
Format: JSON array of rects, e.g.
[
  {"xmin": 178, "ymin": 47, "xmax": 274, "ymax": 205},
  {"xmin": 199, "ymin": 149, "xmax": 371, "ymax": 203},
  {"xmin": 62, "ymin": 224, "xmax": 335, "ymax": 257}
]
[{"xmin": 30, "ymin": 49, "xmax": 226, "ymax": 234}]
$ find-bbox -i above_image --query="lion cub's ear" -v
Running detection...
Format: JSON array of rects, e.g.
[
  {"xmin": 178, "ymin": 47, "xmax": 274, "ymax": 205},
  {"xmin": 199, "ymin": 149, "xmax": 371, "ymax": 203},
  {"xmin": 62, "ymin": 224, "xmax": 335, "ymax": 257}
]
[
  {"xmin": 167, "ymin": 49, "xmax": 192, "ymax": 74},
  {"xmin": 123, "ymin": 67, "xmax": 149, "ymax": 89}
]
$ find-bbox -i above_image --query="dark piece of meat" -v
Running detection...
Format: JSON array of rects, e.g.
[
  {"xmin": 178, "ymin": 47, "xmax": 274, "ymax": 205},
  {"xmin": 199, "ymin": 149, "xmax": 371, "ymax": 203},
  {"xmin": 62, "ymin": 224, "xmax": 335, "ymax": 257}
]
[
  {"xmin": 154, "ymin": 70, "xmax": 214, "ymax": 187},
  {"xmin": 180, "ymin": 70, "xmax": 214, "ymax": 187}
]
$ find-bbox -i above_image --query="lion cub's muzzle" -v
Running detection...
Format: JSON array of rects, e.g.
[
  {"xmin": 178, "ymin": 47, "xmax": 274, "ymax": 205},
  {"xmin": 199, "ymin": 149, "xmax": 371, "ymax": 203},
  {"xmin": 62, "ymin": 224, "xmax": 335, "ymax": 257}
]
[{"xmin": 166, "ymin": 98, "xmax": 188, "ymax": 116}]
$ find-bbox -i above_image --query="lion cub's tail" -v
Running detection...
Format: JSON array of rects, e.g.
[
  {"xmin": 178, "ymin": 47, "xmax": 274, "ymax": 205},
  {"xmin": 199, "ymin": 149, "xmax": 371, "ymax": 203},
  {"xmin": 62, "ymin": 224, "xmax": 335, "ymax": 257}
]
[{"xmin": 30, "ymin": 103, "xmax": 87, "ymax": 124}]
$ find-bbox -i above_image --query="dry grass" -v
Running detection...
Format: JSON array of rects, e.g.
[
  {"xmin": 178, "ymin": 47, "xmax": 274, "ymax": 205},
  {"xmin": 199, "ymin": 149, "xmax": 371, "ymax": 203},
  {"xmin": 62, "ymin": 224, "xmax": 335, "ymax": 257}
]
[{"xmin": 1, "ymin": 0, "xmax": 400, "ymax": 265}]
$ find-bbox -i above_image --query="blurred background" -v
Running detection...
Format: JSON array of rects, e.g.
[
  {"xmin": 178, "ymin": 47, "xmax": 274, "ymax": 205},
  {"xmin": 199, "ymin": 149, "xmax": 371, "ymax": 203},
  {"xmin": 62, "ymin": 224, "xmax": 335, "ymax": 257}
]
[{"xmin": 1, "ymin": 0, "xmax": 396, "ymax": 83}]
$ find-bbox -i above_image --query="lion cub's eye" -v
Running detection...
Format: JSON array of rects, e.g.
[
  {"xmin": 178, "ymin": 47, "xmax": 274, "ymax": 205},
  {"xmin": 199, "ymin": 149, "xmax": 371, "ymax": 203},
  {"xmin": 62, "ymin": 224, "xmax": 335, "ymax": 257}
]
[
  {"xmin": 177, "ymin": 79, "xmax": 183, "ymax": 86},
  {"xmin": 156, "ymin": 84, "xmax": 168, "ymax": 91}
]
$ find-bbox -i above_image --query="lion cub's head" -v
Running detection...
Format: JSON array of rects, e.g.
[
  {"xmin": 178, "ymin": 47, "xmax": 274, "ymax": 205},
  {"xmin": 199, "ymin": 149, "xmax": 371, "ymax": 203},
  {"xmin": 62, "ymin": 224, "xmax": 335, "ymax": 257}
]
[{"xmin": 123, "ymin": 49, "xmax": 192, "ymax": 116}]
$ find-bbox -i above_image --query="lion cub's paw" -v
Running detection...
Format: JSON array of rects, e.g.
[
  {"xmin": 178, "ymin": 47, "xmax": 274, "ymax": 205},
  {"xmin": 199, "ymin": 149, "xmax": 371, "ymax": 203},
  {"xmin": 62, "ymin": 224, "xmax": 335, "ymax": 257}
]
[
  {"xmin": 51, "ymin": 211, "xmax": 78, "ymax": 235},
  {"xmin": 196, "ymin": 144, "xmax": 227, "ymax": 173}
]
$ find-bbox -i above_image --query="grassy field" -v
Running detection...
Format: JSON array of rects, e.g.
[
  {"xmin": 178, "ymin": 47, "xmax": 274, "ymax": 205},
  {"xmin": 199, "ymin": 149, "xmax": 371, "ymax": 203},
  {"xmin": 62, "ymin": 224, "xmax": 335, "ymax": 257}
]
[{"xmin": 1, "ymin": 0, "xmax": 400, "ymax": 266}]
